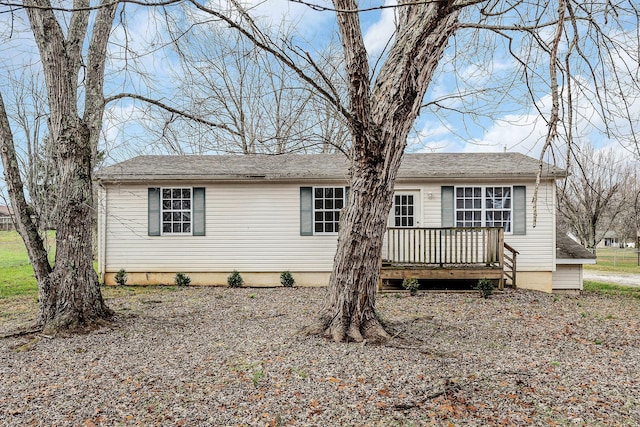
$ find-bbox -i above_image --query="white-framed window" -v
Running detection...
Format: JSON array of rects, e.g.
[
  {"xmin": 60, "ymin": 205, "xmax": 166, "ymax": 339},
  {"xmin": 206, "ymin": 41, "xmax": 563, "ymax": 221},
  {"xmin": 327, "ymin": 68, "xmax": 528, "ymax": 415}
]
[
  {"xmin": 313, "ymin": 187, "xmax": 345, "ymax": 234},
  {"xmin": 455, "ymin": 186, "xmax": 512, "ymax": 232},
  {"xmin": 148, "ymin": 187, "xmax": 205, "ymax": 236},
  {"xmin": 455, "ymin": 187, "xmax": 482, "ymax": 227},
  {"xmin": 162, "ymin": 188, "xmax": 192, "ymax": 234}
]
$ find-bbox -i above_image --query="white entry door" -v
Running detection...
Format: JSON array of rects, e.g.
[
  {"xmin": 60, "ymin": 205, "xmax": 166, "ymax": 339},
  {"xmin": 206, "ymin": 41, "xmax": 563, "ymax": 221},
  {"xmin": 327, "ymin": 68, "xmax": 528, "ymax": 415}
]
[{"xmin": 390, "ymin": 191, "xmax": 421, "ymax": 227}]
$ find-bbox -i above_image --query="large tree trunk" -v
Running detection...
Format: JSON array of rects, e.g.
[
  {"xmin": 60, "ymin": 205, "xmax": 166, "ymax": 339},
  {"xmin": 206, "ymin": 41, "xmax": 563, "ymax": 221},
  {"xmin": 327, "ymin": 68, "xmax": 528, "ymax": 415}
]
[
  {"xmin": 315, "ymin": 155, "xmax": 404, "ymax": 342},
  {"xmin": 309, "ymin": 1, "xmax": 459, "ymax": 342},
  {"xmin": 0, "ymin": 0, "xmax": 118, "ymax": 334},
  {"xmin": 36, "ymin": 120, "xmax": 113, "ymax": 332}
]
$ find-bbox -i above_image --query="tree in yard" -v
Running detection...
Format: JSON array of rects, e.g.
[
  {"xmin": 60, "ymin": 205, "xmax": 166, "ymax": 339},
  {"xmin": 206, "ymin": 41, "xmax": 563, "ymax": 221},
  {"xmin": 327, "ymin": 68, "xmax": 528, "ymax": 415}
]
[
  {"xmin": 2, "ymin": 69, "xmax": 58, "ymax": 230},
  {"xmin": 0, "ymin": 0, "xmax": 118, "ymax": 333},
  {"xmin": 193, "ymin": 0, "xmax": 638, "ymax": 342},
  {"xmin": 557, "ymin": 144, "xmax": 635, "ymax": 252},
  {"xmin": 184, "ymin": 0, "xmax": 460, "ymax": 342},
  {"xmin": 156, "ymin": 20, "xmax": 350, "ymax": 155},
  {"xmin": 615, "ymin": 173, "xmax": 640, "ymax": 247}
]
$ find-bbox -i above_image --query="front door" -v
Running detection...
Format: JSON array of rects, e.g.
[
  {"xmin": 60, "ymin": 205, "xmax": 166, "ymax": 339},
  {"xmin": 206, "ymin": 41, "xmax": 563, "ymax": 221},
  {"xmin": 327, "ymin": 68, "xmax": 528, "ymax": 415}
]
[
  {"xmin": 384, "ymin": 190, "xmax": 422, "ymax": 263},
  {"xmin": 390, "ymin": 191, "xmax": 421, "ymax": 227}
]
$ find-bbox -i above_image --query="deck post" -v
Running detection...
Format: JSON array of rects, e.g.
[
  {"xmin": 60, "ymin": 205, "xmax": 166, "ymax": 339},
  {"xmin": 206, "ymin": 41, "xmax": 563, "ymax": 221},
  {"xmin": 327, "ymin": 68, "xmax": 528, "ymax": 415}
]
[{"xmin": 439, "ymin": 229, "xmax": 443, "ymax": 267}]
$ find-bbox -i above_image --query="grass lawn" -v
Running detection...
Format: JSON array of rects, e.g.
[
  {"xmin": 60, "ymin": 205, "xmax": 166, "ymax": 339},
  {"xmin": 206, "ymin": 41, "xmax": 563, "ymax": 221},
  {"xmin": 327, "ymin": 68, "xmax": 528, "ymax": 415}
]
[
  {"xmin": 585, "ymin": 247, "xmax": 640, "ymax": 273},
  {"xmin": 583, "ymin": 280, "xmax": 640, "ymax": 298},
  {"xmin": 0, "ymin": 231, "xmax": 48, "ymax": 299},
  {"xmin": 0, "ymin": 230, "xmax": 177, "ymax": 302}
]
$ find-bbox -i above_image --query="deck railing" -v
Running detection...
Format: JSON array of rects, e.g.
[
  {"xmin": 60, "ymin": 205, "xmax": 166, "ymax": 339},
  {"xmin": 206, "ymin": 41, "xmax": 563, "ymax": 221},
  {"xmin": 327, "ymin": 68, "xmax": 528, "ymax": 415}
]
[
  {"xmin": 383, "ymin": 227, "xmax": 505, "ymax": 267},
  {"xmin": 503, "ymin": 242, "xmax": 519, "ymax": 287}
]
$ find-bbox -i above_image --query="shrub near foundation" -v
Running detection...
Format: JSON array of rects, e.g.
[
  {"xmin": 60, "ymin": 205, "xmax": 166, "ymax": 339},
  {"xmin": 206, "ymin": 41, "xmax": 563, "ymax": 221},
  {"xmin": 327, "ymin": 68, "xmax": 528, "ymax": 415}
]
[
  {"xmin": 174, "ymin": 272, "xmax": 191, "ymax": 287},
  {"xmin": 227, "ymin": 270, "xmax": 243, "ymax": 288},
  {"xmin": 402, "ymin": 278, "xmax": 419, "ymax": 296},
  {"xmin": 280, "ymin": 271, "xmax": 295, "ymax": 287},
  {"xmin": 475, "ymin": 278, "xmax": 495, "ymax": 299},
  {"xmin": 114, "ymin": 269, "xmax": 128, "ymax": 286}
]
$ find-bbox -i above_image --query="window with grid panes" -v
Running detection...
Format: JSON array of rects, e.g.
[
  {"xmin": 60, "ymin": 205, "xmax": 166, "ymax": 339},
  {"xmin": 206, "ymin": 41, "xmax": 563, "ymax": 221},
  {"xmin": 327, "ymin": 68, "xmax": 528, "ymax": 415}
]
[
  {"xmin": 161, "ymin": 188, "xmax": 192, "ymax": 234},
  {"xmin": 394, "ymin": 194, "xmax": 415, "ymax": 227},
  {"xmin": 455, "ymin": 186, "xmax": 512, "ymax": 231},
  {"xmin": 485, "ymin": 187, "xmax": 512, "ymax": 232},
  {"xmin": 455, "ymin": 187, "xmax": 482, "ymax": 227},
  {"xmin": 313, "ymin": 187, "xmax": 345, "ymax": 233}
]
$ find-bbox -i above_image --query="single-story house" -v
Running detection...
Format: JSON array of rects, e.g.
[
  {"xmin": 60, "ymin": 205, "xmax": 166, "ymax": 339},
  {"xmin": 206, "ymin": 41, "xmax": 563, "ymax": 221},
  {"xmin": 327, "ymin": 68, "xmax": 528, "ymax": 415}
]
[
  {"xmin": 596, "ymin": 230, "xmax": 636, "ymax": 248},
  {"xmin": 95, "ymin": 152, "xmax": 590, "ymax": 293}
]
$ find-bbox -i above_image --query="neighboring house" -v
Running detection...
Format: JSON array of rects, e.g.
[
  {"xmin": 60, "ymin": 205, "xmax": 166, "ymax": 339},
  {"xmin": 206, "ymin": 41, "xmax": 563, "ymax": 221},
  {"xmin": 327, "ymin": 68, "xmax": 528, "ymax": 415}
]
[
  {"xmin": 0, "ymin": 205, "xmax": 14, "ymax": 231},
  {"xmin": 554, "ymin": 232, "xmax": 597, "ymax": 293},
  {"xmin": 596, "ymin": 231, "xmax": 635, "ymax": 248},
  {"xmin": 96, "ymin": 152, "xmax": 586, "ymax": 292},
  {"xmin": 597, "ymin": 231, "xmax": 618, "ymax": 248}
]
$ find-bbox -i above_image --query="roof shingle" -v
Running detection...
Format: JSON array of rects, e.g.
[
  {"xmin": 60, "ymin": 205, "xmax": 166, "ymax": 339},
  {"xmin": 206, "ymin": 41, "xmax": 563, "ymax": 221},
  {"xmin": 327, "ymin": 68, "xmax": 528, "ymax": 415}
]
[
  {"xmin": 96, "ymin": 152, "xmax": 566, "ymax": 183},
  {"xmin": 556, "ymin": 233, "xmax": 596, "ymax": 260}
]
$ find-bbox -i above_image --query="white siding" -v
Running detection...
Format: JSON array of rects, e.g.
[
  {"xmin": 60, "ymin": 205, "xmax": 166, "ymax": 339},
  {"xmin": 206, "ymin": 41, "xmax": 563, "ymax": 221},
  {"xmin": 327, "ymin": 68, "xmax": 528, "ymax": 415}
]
[
  {"xmin": 102, "ymin": 179, "xmax": 558, "ymax": 275},
  {"xmin": 503, "ymin": 181, "xmax": 556, "ymax": 271},
  {"xmin": 553, "ymin": 264, "xmax": 583, "ymax": 290},
  {"xmin": 103, "ymin": 183, "xmax": 340, "ymax": 273},
  {"xmin": 398, "ymin": 181, "xmax": 557, "ymax": 272}
]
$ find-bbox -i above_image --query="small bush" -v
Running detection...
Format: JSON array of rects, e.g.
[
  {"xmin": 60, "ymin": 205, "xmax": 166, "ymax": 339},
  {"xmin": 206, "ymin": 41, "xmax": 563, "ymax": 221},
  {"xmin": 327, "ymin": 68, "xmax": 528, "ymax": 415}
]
[
  {"xmin": 174, "ymin": 272, "xmax": 191, "ymax": 287},
  {"xmin": 280, "ymin": 271, "xmax": 295, "ymax": 287},
  {"xmin": 475, "ymin": 278, "xmax": 495, "ymax": 299},
  {"xmin": 114, "ymin": 268, "xmax": 128, "ymax": 286},
  {"xmin": 402, "ymin": 278, "xmax": 420, "ymax": 296},
  {"xmin": 227, "ymin": 270, "xmax": 244, "ymax": 288}
]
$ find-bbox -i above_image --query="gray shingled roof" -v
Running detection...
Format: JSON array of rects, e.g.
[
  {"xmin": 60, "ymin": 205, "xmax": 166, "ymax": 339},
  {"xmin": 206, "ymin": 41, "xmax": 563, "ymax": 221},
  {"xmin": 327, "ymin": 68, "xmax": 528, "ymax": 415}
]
[
  {"xmin": 96, "ymin": 152, "xmax": 566, "ymax": 183},
  {"xmin": 556, "ymin": 232, "xmax": 596, "ymax": 260}
]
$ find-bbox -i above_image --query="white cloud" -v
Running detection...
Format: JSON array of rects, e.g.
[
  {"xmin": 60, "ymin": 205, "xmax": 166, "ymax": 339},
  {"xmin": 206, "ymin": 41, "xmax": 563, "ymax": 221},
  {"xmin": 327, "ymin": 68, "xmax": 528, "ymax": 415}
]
[{"xmin": 363, "ymin": 0, "xmax": 397, "ymax": 56}]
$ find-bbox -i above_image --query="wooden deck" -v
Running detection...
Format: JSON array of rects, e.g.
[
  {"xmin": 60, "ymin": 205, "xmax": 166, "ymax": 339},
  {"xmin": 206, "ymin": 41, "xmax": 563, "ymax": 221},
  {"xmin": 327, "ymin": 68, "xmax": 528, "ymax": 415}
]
[{"xmin": 380, "ymin": 227, "xmax": 516, "ymax": 290}]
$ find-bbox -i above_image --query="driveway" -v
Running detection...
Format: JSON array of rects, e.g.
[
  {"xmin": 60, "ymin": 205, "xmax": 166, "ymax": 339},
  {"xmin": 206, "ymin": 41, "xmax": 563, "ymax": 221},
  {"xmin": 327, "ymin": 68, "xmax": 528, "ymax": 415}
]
[{"xmin": 583, "ymin": 270, "xmax": 640, "ymax": 287}]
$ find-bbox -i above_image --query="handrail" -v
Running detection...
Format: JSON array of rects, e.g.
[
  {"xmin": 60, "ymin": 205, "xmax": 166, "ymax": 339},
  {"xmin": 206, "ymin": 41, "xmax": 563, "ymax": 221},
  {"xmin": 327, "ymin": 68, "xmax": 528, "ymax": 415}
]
[
  {"xmin": 503, "ymin": 242, "xmax": 519, "ymax": 288},
  {"xmin": 383, "ymin": 227, "xmax": 505, "ymax": 267}
]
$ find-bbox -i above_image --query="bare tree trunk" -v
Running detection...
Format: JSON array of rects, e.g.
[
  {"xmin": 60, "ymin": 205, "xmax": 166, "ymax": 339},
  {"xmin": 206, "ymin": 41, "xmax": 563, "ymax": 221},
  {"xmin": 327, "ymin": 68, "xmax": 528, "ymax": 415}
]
[
  {"xmin": 0, "ymin": 0, "xmax": 118, "ymax": 334},
  {"xmin": 308, "ymin": 1, "xmax": 459, "ymax": 342},
  {"xmin": 0, "ymin": 94, "xmax": 52, "ymax": 285},
  {"xmin": 36, "ymin": 120, "xmax": 113, "ymax": 331}
]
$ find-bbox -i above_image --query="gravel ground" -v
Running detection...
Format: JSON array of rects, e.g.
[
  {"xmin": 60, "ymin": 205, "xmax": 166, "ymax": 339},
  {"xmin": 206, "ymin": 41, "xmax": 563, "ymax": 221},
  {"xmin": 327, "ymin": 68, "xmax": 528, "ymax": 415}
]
[{"xmin": 1, "ymin": 286, "xmax": 639, "ymax": 426}]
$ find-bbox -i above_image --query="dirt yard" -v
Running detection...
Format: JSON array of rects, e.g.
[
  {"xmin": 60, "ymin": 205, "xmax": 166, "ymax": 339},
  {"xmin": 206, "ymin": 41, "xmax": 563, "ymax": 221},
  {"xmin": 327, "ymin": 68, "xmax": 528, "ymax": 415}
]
[{"xmin": 1, "ymin": 287, "xmax": 639, "ymax": 426}]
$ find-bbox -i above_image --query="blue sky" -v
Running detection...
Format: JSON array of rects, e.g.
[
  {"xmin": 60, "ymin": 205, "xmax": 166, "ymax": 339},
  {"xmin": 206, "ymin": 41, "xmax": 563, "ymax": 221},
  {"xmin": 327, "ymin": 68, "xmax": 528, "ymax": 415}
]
[
  {"xmin": 92, "ymin": 0, "xmax": 640, "ymax": 164},
  {"xmin": 0, "ymin": 0, "xmax": 638, "ymax": 175}
]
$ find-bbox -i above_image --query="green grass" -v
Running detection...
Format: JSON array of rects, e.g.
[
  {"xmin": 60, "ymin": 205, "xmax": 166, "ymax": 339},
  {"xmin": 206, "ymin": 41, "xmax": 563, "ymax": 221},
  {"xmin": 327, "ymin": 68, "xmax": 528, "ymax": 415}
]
[
  {"xmin": 585, "ymin": 247, "xmax": 640, "ymax": 274},
  {"xmin": 584, "ymin": 281, "xmax": 640, "ymax": 298},
  {"xmin": 0, "ymin": 230, "xmax": 173, "ymax": 302},
  {"xmin": 0, "ymin": 231, "xmax": 54, "ymax": 299}
]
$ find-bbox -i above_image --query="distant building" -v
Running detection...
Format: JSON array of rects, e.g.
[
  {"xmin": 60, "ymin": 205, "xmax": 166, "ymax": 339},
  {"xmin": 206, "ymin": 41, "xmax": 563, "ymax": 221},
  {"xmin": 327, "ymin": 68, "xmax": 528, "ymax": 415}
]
[{"xmin": 0, "ymin": 205, "xmax": 14, "ymax": 231}]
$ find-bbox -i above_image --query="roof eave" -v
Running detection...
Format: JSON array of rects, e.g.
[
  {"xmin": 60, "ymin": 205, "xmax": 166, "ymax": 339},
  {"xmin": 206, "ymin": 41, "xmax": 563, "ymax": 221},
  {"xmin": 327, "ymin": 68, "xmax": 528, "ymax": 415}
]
[
  {"xmin": 97, "ymin": 172, "xmax": 565, "ymax": 184},
  {"xmin": 556, "ymin": 259, "xmax": 597, "ymax": 264}
]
